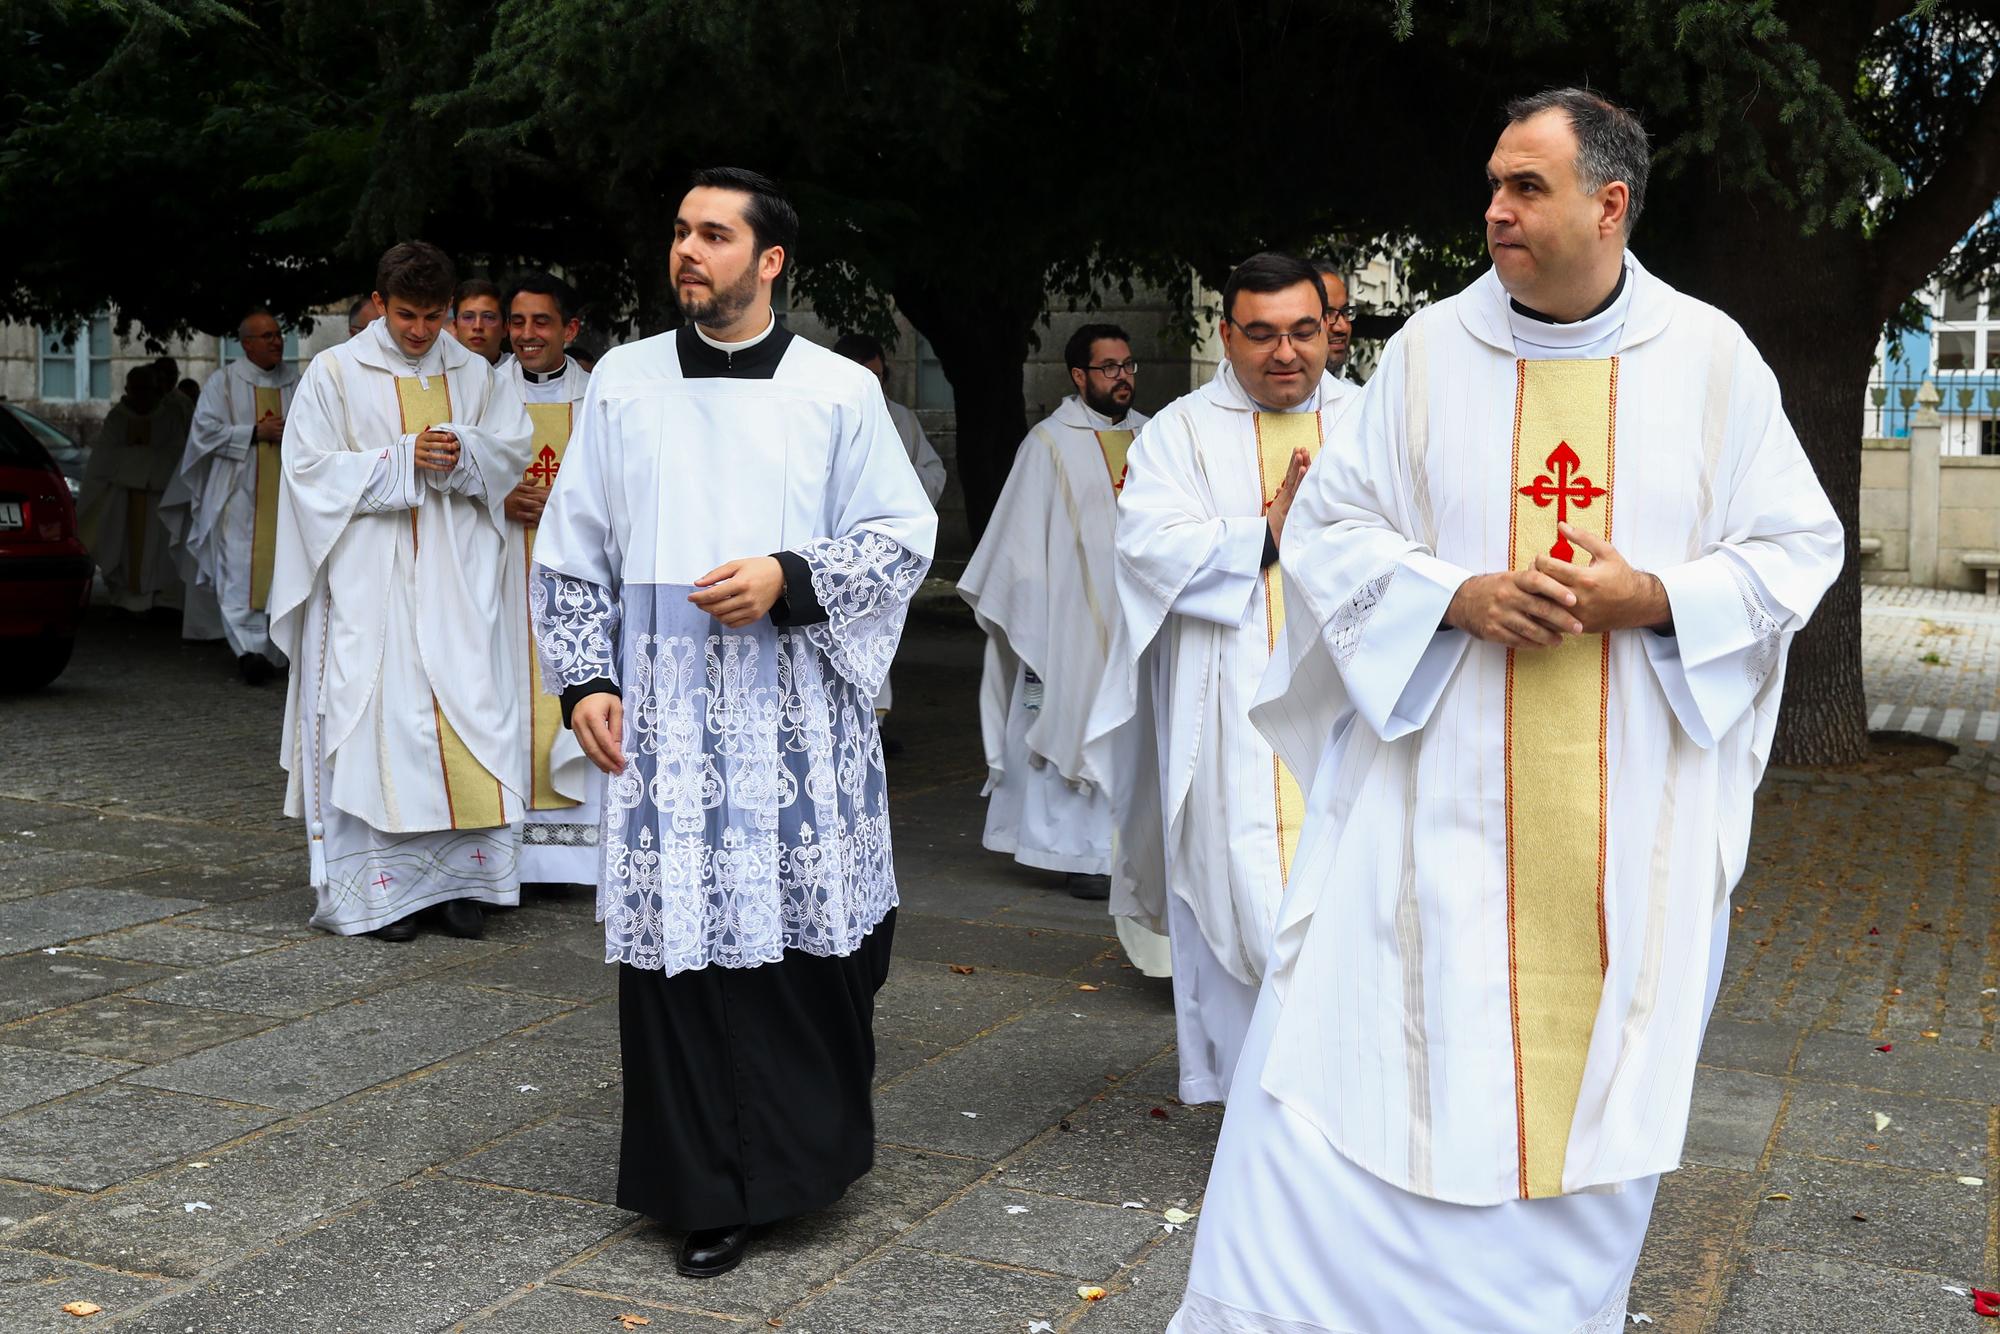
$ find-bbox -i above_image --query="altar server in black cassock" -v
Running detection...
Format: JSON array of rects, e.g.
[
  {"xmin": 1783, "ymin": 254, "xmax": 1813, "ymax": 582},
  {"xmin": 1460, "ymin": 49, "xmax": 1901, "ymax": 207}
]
[{"xmin": 530, "ymin": 167, "xmax": 937, "ymax": 1279}]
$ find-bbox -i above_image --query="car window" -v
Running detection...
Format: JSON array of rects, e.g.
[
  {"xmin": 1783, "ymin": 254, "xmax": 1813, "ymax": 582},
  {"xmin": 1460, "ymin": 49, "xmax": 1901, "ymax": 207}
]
[
  {"xmin": 3, "ymin": 406, "xmax": 81, "ymax": 478},
  {"xmin": 0, "ymin": 406, "xmax": 55, "ymax": 472}
]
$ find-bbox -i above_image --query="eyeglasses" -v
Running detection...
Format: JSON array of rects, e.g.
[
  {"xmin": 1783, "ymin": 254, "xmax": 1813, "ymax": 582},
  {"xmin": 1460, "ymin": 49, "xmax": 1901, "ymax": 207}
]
[
  {"xmin": 1230, "ymin": 320, "xmax": 1324, "ymax": 348},
  {"xmin": 457, "ymin": 311, "xmax": 502, "ymax": 326},
  {"xmin": 1088, "ymin": 360, "xmax": 1139, "ymax": 378},
  {"xmin": 1325, "ymin": 305, "xmax": 1357, "ymax": 324}
]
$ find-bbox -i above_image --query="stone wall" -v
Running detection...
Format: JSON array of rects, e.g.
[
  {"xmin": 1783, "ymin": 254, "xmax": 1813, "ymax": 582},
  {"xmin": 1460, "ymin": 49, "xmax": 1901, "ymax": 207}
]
[{"xmin": 1859, "ymin": 381, "xmax": 2000, "ymax": 592}]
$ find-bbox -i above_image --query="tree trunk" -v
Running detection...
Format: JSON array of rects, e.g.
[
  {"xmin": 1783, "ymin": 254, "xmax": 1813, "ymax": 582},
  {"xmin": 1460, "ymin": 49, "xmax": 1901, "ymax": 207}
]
[
  {"xmin": 893, "ymin": 279, "xmax": 1041, "ymax": 544},
  {"xmin": 1684, "ymin": 230, "xmax": 1874, "ymax": 765}
]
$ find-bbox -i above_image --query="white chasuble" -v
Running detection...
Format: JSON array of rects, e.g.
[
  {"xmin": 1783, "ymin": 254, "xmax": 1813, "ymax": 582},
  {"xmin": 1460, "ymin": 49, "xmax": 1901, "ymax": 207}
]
[
  {"xmin": 270, "ymin": 321, "xmax": 534, "ymax": 934},
  {"xmin": 959, "ymin": 396, "xmax": 1150, "ymax": 881},
  {"xmin": 159, "ymin": 358, "xmax": 302, "ymax": 659},
  {"xmin": 1082, "ymin": 364, "xmax": 1355, "ymax": 1102},
  {"xmin": 503, "ymin": 358, "xmax": 604, "ymax": 884},
  {"xmin": 530, "ymin": 325, "xmax": 937, "ymax": 977},
  {"xmin": 1167, "ymin": 254, "xmax": 1842, "ymax": 1333}
]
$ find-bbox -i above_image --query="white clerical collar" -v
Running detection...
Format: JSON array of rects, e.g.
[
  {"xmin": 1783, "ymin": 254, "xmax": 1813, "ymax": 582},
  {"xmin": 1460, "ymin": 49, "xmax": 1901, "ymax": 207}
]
[
  {"xmin": 373, "ymin": 317, "xmax": 443, "ymax": 375},
  {"xmin": 1506, "ymin": 259, "xmax": 1634, "ymax": 354},
  {"xmin": 520, "ymin": 359, "xmax": 569, "ymax": 384},
  {"xmin": 694, "ymin": 312, "xmax": 776, "ymax": 353}
]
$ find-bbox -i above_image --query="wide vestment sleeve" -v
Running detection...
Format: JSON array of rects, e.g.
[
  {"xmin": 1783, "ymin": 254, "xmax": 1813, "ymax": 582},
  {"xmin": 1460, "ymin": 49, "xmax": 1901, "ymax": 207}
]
[
  {"xmin": 793, "ymin": 379, "xmax": 938, "ymax": 701},
  {"xmin": 528, "ymin": 371, "xmax": 623, "ymax": 694},
  {"xmin": 1252, "ymin": 328, "xmax": 1479, "ymax": 788},
  {"xmin": 1640, "ymin": 340, "xmax": 1842, "ymax": 757},
  {"xmin": 172, "ymin": 369, "xmax": 249, "ymax": 578},
  {"xmin": 958, "ymin": 428, "xmax": 1058, "ymax": 787}
]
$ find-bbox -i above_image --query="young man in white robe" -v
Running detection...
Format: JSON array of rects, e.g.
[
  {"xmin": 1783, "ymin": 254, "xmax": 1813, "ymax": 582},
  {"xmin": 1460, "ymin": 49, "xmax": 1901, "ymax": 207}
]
[
  {"xmin": 160, "ymin": 309, "xmax": 300, "ymax": 684},
  {"xmin": 270, "ymin": 241, "xmax": 534, "ymax": 943},
  {"xmin": 497, "ymin": 270, "xmax": 602, "ymax": 888},
  {"xmin": 532, "ymin": 168, "xmax": 935, "ymax": 1281},
  {"xmin": 450, "ymin": 278, "xmax": 507, "ymax": 367},
  {"xmin": 1083, "ymin": 254, "xmax": 1360, "ymax": 1105},
  {"xmin": 80, "ymin": 367, "xmax": 186, "ymax": 612},
  {"xmin": 1170, "ymin": 89, "xmax": 1843, "ymax": 1334},
  {"xmin": 959, "ymin": 323, "xmax": 1168, "ymax": 973}
]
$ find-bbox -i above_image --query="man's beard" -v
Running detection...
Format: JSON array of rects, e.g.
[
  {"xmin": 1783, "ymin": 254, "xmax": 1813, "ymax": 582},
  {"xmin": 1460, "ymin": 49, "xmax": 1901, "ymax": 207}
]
[
  {"xmin": 677, "ymin": 262, "xmax": 760, "ymax": 328},
  {"xmin": 1082, "ymin": 382, "xmax": 1130, "ymax": 420}
]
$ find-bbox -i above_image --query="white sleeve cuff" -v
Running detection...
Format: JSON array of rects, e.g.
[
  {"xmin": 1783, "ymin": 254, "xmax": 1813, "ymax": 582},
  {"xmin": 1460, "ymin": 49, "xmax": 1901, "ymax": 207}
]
[
  {"xmin": 1169, "ymin": 515, "xmax": 1268, "ymax": 627},
  {"xmin": 1341, "ymin": 550, "xmax": 1474, "ymax": 739}
]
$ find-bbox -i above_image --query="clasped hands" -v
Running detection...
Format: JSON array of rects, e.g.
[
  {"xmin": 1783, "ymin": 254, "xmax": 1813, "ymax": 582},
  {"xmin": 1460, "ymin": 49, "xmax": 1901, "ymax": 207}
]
[
  {"xmin": 572, "ymin": 554, "xmax": 789, "ymax": 776},
  {"xmin": 413, "ymin": 428, "xmax": 461, "ymax": 474},
  {"xmin": 1443, "ymin": 522, "xmax": 1670, "ymax": 649}
]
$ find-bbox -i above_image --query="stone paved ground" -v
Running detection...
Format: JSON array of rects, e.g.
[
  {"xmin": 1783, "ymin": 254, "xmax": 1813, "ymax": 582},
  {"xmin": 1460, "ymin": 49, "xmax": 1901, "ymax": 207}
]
[{"xmin": 0, "ymin": 587, "xmax": 1993, "ymax": 1333}]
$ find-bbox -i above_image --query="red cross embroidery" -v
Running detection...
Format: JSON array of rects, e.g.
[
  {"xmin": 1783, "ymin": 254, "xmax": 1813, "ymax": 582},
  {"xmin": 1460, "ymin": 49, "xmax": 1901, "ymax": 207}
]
[
  {"xmin": 469, "ymin": 848, "xmax": 487, "ymax": 866},
  {"xmin": 526, "ymin": 445, "xmax": 560, "ymax": 487},
  {"xmin": 1518, "ymin": 442, "xmax": 1606, "ymax": 561},
  {"xmin": 371, "ymin": 873, "xmax": 394, "ymax": 890}
]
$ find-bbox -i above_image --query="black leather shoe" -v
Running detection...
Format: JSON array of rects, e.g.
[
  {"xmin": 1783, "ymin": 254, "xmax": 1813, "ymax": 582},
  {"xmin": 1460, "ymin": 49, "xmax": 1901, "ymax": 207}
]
[
  {"xmin": 237, "ymin": 652, "xmax": 276, "ymax": 685},
  {"xmin": 1066, "ymin": 873, "xmax": 1112, "ymax": 901},
  {"xmin": 676, "ymin": 1223, "xmax": 751, "ymax": 1278},
  {"xmin": 437, "ymin": 899, "xmax": 485, "ymax": 939},
  {"xmin": 371, "ymin": 916, "xmax": 419, "ymax": 942}
]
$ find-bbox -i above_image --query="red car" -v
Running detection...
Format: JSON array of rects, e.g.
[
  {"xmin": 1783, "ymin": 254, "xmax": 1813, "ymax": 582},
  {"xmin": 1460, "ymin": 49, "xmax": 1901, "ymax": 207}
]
[{"xmin": 0, "ymin": 405, "xmax": 92, "ymax": 690}]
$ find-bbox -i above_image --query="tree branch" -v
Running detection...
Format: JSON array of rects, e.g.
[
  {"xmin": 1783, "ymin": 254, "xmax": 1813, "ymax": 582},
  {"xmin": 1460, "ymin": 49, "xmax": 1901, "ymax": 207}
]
[{"xmin": 1871, "ymin": 75, "xmax": 2000, "ymax": 322}]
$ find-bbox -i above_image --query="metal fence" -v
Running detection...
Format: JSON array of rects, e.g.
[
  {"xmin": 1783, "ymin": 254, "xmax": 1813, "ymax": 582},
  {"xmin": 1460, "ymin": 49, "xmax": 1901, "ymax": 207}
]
[{"xmin": 1865, "ymin": 373, "xmax": 2000, "ymax": 454}]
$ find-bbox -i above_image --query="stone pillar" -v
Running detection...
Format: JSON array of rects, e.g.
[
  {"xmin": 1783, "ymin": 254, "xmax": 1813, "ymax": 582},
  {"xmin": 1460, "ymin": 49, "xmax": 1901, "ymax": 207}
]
[{"xmin": 1909, "ymin": 379, "xmax": 1942, "ymax": 587}]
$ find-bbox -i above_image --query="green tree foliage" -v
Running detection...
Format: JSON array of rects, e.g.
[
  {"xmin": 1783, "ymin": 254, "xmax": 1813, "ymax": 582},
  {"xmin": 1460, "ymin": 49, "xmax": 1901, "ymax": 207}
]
[{"xmin": 5, "ymin": 0, "xmax": 1998, "ymax": 760}]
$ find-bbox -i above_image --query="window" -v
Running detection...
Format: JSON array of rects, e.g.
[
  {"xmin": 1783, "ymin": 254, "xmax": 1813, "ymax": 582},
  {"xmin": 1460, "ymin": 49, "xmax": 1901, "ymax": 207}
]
[
  {"xmin": 915, "ymin": 333, "xmax": 954, "ymax": 410},
  {"xmin": 1982, "ymin": 420, "xmax": 2000, "ymax": 457},
  {"xmin": 37, "ymin": 314, "xmax": 112, "ymax": 400},
  {"xmin": 1937, "ymin": 330, "xmax": 1976, "ymax": 371},
  {"xmin": 1933, "ymin": 287, "xmax": 2000, "ymax": 375}
]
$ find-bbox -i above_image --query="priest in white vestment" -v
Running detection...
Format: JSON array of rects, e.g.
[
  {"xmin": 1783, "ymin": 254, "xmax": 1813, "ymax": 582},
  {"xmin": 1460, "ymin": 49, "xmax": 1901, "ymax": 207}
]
[
  {"xmin": 160, "ymin": 310, "xmax": 300, "ymax": 683},
  {"xmin": 80, "ymin": 367, "xmax": 186, "ymax": 612},
  {"xmin": 959, "ymin": 323, "xmax": 1168, "ymax": 974},
  {"xmin": 270, "ymin": 241, "xmax": 534, "ymax": 943},
  {"xmin": 532, "ymin": 170, "xmax": 935, "ymax": 1282},
  {"xmin": 1171, "ymin": 90, "xmax": 1843, "ymax": 1334},
  {"xmin": 498, "ymin": 270, "xmax": 604, "ymax": 887},
  {"xmin": 1084, "ymin": 254, "xmax": 1359, "ymax": 1105}
]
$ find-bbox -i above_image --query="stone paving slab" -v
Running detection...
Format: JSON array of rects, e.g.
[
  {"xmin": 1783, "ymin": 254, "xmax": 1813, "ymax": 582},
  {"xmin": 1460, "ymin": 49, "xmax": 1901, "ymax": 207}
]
[
  {"xmin": 0, "ymin": 850, "xmax": 149, "ymax": 902},
  {"xmin": 130, "ymin": 931, "xmax": 501, "ymax": 1018},
  {"xmin": 0, "ymin": 1083, "xmax": 279, "ymax": 1191},
  {"xmin": 0, "ymin": 1249, "xmax": 167, "ymax": 1333},
  {"xmin": 1775, "ymin": 1083, "xmax": 1992, "ymax": 1175},
  {"xmin": 0, "ymin": 953, "xmax": 172, "ymax": 1025},
  {"xmin": 0, "ymin": 997, "xmax": 278, "ymax": 1064},
  {"xmin": 900, "ymin": 1182, "xmax": 1163, "ymax": 1279},
  {"xmin": 1717, "ymin": 1248, "xmax": 1983, "ymax": 1332},
  {"xmin": 126, "ymin": 980, "xmax": 566, "ymax": 1111},
  {"xmin": 443, "ymin": 1115, "xmax": 622, "ymax": 1204},
  {"xmin": 0, "ymin": 886, "xmax": 202, "ymax": 955},
  {"xmin": 87, "ymin": 853, "xmax": 310, "ymax": 904},
  {"xmin": 111, "ymin": 1177, "xmax": 630, "ymax": 1334},
  {"xmin": 455, "ymin": 928, "xmax": 621, "ymax": 1003},
  {"xmin": 0, "ymin": 1043, "xmax": 134, "ymax": 1117},
  {"xmin": 459, "ymin": 1287, "xmax": 745, "ymax": 1331},
  {"xmin": 778, "ymin": 1247, "xmax": 1082, "ymax": 1334},
  {"xmin": 1748, "ymin": 1153, "xmax": 1990, "ymax": 1276},
  {"xmin": 0, "ymin": 1182, "xmax": 69, "ymax": 1231},
  {"xmin": 62, "ymin": 922, "xmax": 283, "ymax": 969},
  {"xmin": 1003, "ymin": 1092, "xmax": 1221, "ymax": 1210}
]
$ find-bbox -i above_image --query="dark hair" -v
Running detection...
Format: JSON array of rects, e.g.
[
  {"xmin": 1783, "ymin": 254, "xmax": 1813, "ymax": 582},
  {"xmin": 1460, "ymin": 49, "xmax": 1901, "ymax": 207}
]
[
  {"xmin": 568, "ymin": 343, "xmax": 603, "ymax": 365},
  {"xmin": 348, "ymin": 296, "xmax": 373, "ymax": 323},
  {"xmin": 178, "ymin": 378, "xmax": 200, "ymax": 396},
  {"xmin": 1221, "ymin": 253, "xmax": 1327, "ymax": 325},
  {"xmin": 832, "ymin": 332, "xmax": 885, "ymax": 364},
  {"xmin": 453, "ymin": 277, "xmax": 502, "ymax": 308},
  {"xmin": 687, "ymin": 166, "xmax": 800, "ymax": 277},
  {"xmin": 1064, "ymin": 322, "xmax": 1132, "ymax": 372},
  {"xmin": 375, "ymin": 241, "xmax": 457, "ymax": 307},
  {"xmin": 1504, "ymin": 87, "xmax": 1651, "ymax": 233},
  {"xmin": 507, "ymin": 270, "xmax": 579, "ymax": 324}
]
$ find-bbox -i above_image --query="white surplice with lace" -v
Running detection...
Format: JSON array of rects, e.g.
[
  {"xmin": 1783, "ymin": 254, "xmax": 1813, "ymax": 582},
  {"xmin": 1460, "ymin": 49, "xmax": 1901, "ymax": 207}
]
[{"xmin": 528, "ymin": 328, "xmax": 937, "ymax": 976}]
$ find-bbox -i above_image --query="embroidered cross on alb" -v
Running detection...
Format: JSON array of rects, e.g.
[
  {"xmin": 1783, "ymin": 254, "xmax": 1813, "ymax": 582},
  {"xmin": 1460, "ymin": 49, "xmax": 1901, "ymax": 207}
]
[{"xmin": 1518, "ymin": 441, "xmax": 1606, "ymax": 561}]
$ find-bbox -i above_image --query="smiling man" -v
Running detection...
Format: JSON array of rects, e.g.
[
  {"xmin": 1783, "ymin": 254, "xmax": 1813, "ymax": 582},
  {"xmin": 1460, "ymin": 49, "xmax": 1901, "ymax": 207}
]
[
  {"xmin": 1313, "ymin": 260, "xmax": 1357, "ymax": 380},
  {"xmin": 1083, "ymin": 253, "xmax": 1360, "ymax": 1109},
  {"xmin": 531, "ymin": 168, "xmax": 935, "ymax": 1280},
  {"xmin": 1167, "ymin": 89, "xmax": 1843, "ymax": 1333},
  {"xmin": 270, "ymin": 240, "xmax": 533, "ymax": 945},
  {"xmin": 498, "ymin": 271, "xmax": 601, "ymax": 889}
]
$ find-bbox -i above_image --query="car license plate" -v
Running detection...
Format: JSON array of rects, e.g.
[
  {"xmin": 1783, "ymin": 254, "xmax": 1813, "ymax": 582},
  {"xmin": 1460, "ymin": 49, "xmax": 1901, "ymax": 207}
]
[{"xmin": 0, "ymin": 501, "xmax": 21, "ymax": 531}]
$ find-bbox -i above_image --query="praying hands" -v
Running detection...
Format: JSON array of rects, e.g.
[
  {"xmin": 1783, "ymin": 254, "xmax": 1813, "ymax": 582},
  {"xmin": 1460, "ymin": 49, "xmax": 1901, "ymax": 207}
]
[{"xmin": 1445, "ymin": 522, "xmax": 1670, "ymax": 647}]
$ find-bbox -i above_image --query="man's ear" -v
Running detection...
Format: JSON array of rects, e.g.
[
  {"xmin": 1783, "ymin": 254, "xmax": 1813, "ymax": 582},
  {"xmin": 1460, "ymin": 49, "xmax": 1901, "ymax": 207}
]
[{"xmin": 761, "ymin": 245, "xmax": 787, "ymax": 283}]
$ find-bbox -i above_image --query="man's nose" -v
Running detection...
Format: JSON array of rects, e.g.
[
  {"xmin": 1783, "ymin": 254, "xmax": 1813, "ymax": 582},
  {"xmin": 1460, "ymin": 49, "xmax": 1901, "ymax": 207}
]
[{"xmin": 1485, "ymin": 194, "xmax": 1512, "ymax": 228}]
